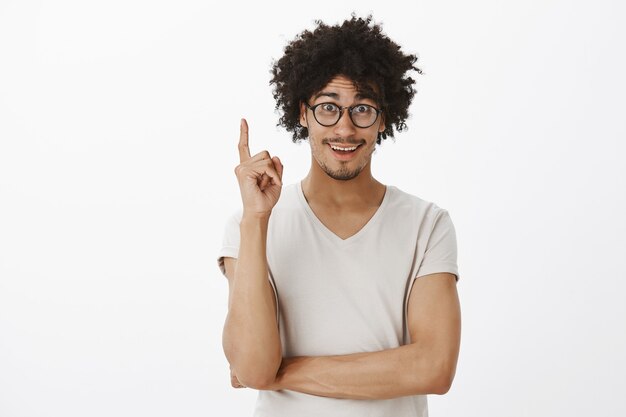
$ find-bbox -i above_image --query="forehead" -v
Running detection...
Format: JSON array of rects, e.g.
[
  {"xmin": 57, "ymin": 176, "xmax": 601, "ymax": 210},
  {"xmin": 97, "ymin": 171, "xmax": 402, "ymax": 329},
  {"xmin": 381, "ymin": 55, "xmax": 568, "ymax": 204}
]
[
  {"xmin": 311, "ymin": 75, "xmax": 379, "ymax": 102},
  {"xmin": 323, "ymin": 75, "xmax": 358, "ymax": 92}
]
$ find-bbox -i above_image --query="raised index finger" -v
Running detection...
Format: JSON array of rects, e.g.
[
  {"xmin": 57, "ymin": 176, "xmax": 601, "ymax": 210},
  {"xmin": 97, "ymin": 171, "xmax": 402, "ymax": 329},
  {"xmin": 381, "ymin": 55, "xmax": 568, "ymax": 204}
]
[{"xmin": 238, "ymin": 118, "xmax": 251, "ymax": 162}]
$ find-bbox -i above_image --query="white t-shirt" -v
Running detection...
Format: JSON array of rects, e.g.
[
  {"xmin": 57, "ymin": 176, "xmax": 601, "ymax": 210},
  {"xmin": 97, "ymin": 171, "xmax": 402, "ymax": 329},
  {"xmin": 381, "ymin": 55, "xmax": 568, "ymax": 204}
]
[{"xmin": 218, "ymin": 182, "xmax": 459, "ymax": 417}]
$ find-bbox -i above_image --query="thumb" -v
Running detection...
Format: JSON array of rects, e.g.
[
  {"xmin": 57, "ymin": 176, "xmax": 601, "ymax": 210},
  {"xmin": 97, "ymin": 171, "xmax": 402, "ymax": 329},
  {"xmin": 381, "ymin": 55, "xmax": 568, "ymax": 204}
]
[{"xmin": 272, "ymin": 156, "xmax": 284, "ymax": 180}]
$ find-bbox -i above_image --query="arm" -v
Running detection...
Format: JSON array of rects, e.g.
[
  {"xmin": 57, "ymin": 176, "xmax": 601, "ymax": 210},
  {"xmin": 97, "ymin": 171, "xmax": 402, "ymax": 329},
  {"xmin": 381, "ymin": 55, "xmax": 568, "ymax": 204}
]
[
  {"xmin": 269, "ymin": 272, "xmax": 461, "ymax": 399},
  {"xmin": 222, "ymin": 221, "xmax": 280, "ymax": 389},
  {"xmin": 221, "ymin": 119, "xmax": 284, "ymax": 389}
]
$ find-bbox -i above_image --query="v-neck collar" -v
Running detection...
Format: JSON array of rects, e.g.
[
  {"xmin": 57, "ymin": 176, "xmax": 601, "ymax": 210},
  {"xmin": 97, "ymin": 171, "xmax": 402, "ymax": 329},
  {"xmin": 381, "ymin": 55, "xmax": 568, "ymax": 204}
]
[{"xmin": 296, "ymin": 181, "xmax": 391, "ymax": 245}]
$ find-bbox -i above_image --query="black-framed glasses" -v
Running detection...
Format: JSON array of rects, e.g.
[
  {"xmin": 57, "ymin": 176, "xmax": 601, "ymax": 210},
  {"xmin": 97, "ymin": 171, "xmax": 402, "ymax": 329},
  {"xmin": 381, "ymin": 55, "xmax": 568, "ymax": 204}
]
[{"xmin": 305, "ymin": 102, "xmax": 382, "ymax": 128}]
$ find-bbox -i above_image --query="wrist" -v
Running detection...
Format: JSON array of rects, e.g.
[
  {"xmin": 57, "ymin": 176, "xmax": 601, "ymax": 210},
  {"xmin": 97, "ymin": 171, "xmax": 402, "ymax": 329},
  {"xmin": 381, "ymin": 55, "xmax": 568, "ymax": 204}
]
[{"xmin": 241, "ymin": 210, "xmax": 272, "ymax": 223}]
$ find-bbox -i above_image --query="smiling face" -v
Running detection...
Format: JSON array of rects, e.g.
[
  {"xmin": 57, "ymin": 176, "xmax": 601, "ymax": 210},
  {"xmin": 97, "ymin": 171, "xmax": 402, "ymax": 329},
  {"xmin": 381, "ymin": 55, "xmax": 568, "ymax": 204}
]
[{"xmin": 299, "ymin": 75, "xmax": 386, "ymax": 181}]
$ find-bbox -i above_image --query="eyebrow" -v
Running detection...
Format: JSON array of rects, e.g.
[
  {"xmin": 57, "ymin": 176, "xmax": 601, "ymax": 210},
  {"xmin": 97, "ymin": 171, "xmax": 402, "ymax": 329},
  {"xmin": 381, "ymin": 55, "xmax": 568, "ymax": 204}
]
[
  {"xmin": 312, "ymin": 91, "xmax": 378, "ymax": 101},
  {"xmin": 313, "ymin": 92, "xmax": 339, "ymax": 100}
]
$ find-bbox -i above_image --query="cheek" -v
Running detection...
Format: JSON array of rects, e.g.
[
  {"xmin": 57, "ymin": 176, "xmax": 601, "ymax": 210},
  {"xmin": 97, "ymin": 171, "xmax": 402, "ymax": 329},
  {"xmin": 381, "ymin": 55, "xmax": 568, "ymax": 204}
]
[{"xmin": 311, "ymin": 139, "xmax": 325, "ymax": 154}]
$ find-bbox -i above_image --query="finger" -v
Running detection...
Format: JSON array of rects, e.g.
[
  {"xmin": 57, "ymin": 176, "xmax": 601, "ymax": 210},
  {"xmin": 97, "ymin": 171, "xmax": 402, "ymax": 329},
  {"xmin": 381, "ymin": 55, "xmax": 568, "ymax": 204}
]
[
  {"xmin": 272, "ymin": 156, "xmax": 283, "ymax": 181},
  {"xmin": 259, "ymin": 173, "xmax": 271, "ymax": 190},
  {"xmin": 238, "ymin": 118, "xmax": 251, "ymax": 162},
  {"xmin": 250, "ymin": 160, "xmax": 282, "ymax": 187},
  {"xmin": 230, "ymin": 369, "xmax": 238, "ymax": 387},
  {"xmin": 250, "ymin": 150, "xmax": 271, "ymax": 162},
  {"xmin": 230, "ymin": 373, "xmax": 245, "ymax": 388}
]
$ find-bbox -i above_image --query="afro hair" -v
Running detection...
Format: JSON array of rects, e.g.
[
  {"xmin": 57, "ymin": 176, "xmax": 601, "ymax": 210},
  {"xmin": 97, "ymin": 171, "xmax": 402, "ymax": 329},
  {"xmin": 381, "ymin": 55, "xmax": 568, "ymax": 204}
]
[{"xmin": 270, "ymin": 15, "xmax": 421, "ymax": 144}]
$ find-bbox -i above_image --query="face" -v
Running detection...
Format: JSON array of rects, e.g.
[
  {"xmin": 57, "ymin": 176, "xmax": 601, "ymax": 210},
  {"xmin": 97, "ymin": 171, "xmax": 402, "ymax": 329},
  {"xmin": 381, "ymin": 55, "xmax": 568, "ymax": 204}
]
[{"xmin": 299, "ymin": 75, "xmax": 385, "ymax": 181}]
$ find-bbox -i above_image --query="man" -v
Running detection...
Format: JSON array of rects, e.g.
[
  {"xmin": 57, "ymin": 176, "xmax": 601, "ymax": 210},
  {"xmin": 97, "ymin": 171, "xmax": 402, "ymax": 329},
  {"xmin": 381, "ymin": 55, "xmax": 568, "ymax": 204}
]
[{"xmin": 218, "ymin": 15, "xmax": 461, "ymax": 417}]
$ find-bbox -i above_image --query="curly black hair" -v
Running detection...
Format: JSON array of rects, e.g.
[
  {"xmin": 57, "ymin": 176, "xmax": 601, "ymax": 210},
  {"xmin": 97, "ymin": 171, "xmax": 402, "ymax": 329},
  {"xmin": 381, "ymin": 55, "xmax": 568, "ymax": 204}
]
[{"xmin": 270, "ymin": 15, "xmax": 421, "ymax": 144}]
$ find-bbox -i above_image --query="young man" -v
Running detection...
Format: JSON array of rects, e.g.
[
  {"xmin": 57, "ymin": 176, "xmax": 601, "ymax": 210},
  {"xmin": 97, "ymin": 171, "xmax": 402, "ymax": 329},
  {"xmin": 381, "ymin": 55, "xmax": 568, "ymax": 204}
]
[{"xmin": 218, "ymin": 16, "xmax": 461, "ymax": 417}]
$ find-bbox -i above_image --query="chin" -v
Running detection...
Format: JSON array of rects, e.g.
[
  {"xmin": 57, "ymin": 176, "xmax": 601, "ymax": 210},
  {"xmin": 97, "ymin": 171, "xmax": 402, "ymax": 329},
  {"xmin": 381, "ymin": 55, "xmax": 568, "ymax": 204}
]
[{"xmin": 322, "ymin": 166, "xmax": 364, "ymax": 181}]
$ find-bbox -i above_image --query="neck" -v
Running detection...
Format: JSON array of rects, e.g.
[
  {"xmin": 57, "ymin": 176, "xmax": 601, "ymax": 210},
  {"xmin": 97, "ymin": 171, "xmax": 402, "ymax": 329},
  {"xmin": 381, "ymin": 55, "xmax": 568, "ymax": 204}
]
[{"xmin": 301, "ymin": 160, "xmax": 385, "ymax": 207}]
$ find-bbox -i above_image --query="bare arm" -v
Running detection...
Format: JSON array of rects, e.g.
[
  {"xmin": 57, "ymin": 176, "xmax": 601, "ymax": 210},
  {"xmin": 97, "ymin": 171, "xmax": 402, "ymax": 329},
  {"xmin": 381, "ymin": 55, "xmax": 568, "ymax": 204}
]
[
  {"xmin": 221, "ymin": 119, "xmax": 284, "ymax": 389},
  {"xmin": 269, "ymin": 272, "xmax": 461, "ymax": 399}
]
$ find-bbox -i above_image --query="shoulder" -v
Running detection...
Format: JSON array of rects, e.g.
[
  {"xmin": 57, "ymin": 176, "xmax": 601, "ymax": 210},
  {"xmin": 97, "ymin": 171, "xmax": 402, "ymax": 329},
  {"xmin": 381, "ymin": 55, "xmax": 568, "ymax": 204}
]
[{"xmin": 385, "ymin": 185, "xmax": 450, "ymax": 224}]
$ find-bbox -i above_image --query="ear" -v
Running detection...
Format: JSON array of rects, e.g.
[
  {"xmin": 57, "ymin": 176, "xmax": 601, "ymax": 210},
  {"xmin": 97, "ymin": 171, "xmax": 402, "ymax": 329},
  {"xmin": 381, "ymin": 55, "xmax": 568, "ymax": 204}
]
[
  {"xmin": 299, "ymin": 102, "xmax": 308, "ymax": 128},
  {"xmin": 378, "ymin": 113, "xmax": 386, "ymax": 133}
]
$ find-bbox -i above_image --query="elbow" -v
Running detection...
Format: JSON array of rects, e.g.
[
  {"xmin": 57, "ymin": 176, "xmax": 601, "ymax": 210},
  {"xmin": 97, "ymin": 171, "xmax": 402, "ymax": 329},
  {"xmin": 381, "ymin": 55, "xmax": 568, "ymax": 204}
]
[
  {"xmin": 428, "ymin": 361, "xmax": 456, "ymax": 395},
  {"xmin": 237, "ymin": 372, "xmax": 277, "ymax": 390},
  {"xmin": 222, "ymin": 335, "xmax": 282, "ymax": 390},
  {"xmin": 226, "ymin": 360, "xmax": 281, "ymax": 390},
  {"xmin": 232, "ymin": 353, "xmax": 281, "ymax": 389},
  {"xmin": 408, "ymin": 354, "xmax": 457, "ymax": 395},
  {"xmin": 430, "ymin": 372, "xmax": 454, "ymax": 395},
  {"xmin": 224, "ymin": 347, "xmax": 281, "ymax": 390}
]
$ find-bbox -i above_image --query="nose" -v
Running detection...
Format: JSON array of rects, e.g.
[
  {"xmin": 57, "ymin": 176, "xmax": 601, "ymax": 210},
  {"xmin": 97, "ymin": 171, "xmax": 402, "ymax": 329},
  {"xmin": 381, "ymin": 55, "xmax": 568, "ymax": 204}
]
[{"xmin": 333, "ymin": 108, "xmax": 357, "ymax": 137}]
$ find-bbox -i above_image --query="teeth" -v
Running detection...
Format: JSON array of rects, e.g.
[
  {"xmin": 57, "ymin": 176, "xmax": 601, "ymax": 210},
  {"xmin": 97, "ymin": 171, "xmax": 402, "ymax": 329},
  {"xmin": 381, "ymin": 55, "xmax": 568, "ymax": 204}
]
[{"xmin": 330, "ymin": 144, "xmax": 358, "ymax": 152}]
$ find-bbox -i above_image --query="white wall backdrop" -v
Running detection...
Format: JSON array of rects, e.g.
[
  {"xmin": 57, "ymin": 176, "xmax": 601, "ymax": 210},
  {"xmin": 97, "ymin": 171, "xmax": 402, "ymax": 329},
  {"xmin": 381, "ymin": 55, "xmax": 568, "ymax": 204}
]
[{"xmin": 1, "ymin": 0, "xmax": 625, "ymax": 416}]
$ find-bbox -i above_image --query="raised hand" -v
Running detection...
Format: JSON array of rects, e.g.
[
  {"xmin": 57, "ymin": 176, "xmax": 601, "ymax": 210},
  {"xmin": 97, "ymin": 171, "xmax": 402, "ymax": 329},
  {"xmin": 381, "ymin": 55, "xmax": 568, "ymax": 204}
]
[{"xmin": 234, "ymin": 119, "xmax": 284, "ymax": 218}]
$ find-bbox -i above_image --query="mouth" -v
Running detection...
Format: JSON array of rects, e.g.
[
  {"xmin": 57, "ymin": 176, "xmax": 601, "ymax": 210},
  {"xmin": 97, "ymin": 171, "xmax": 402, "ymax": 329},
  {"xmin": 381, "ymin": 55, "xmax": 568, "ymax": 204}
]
[{"xmin": 326, "ymin": 142, "xmax": 363, "ymax": 160}]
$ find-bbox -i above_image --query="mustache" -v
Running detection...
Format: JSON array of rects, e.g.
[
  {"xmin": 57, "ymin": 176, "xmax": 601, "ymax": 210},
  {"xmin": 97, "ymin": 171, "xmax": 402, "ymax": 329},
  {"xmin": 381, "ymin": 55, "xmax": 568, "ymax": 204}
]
[{"xmin": 321, "ymin": 138, "xmax": 365, "ymax": 145}]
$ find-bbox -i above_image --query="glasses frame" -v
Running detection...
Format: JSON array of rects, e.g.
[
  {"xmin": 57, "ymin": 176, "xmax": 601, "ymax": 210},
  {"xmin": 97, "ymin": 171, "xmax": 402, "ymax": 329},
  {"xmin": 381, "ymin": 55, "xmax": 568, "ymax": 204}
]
[{"xmin": 305, "ymin": 102, "xmax": 383, "ymax": 129}]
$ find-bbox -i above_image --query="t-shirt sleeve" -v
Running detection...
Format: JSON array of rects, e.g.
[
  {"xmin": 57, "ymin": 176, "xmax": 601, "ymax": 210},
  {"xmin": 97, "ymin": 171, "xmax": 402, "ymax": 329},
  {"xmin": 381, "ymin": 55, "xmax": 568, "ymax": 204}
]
[
  {"xmin": 415, "ymin": 209, "xmax": 460, "ymax": 281},
  {"xmin": 217, "ymin": 210, "xmax": 242, "ymax": 277}
]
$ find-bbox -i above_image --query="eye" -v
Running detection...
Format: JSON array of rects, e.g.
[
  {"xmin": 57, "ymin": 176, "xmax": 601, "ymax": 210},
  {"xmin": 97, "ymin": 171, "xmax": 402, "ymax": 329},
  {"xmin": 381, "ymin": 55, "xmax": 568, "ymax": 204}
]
[
  {"xmin": 353, "ymin": 104, "xmax": 373, "ymax": 114},
  {"xmin": 320, "ymin": 103, "xmax": 339, "ymax": 112}
]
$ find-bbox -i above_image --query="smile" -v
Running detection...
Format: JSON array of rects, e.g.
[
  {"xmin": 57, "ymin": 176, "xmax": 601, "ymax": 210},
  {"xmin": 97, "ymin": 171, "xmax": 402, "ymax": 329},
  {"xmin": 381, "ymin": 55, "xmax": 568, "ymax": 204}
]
[
  {"xmin": 326, "ymin": 142, "xmax": 362, "ymax": 160},
  {"xmin": 330, "ymin": 144, "xmax": 359, "ymax": 152}
]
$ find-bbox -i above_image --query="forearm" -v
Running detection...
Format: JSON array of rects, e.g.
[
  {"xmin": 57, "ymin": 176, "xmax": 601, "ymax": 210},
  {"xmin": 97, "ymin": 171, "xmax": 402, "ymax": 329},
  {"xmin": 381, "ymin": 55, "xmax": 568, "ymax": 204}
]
[
  {"xmin": 271, "ymin": 343, "xmax": 456, "ymax": 399},
  {"xmin": 222, "ymin": 214, "xmax": 281, "ymax": 388}
]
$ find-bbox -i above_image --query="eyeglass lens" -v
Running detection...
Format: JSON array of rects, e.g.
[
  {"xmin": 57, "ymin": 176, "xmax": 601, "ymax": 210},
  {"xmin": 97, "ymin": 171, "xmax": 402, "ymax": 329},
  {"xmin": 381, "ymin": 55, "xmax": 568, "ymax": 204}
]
[{"xmin": 313, "ymin": 103, "xmax": 379, "ymax": 128}]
